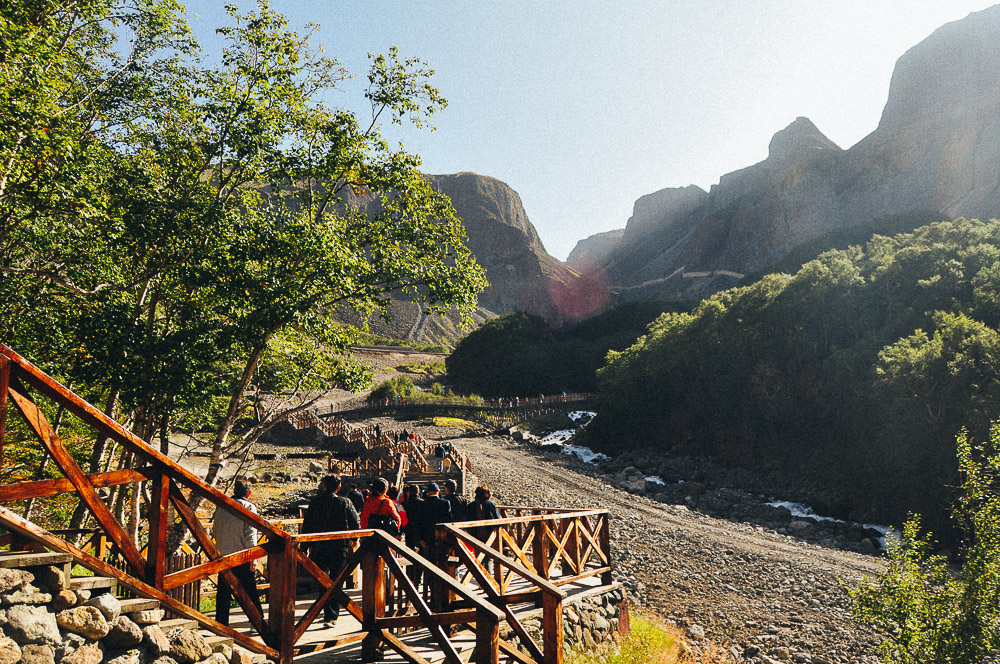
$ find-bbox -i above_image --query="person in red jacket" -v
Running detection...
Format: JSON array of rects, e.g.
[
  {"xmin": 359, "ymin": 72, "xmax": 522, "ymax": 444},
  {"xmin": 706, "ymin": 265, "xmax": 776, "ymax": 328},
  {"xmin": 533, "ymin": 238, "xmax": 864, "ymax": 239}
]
[{"xmin": 360, "ymin": 478, "xmax": 401, "ymax": 537}]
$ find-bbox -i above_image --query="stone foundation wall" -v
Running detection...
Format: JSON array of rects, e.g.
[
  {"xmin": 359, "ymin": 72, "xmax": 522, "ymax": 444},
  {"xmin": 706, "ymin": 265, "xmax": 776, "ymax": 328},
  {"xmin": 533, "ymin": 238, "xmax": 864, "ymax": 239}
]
[
  {"xmin": 0, "ymin": 563, "xmax": 263, "ymax": 664},
  {"xmin": 517, "ymin": 585, "xmax": 627, "ymax": 655}
]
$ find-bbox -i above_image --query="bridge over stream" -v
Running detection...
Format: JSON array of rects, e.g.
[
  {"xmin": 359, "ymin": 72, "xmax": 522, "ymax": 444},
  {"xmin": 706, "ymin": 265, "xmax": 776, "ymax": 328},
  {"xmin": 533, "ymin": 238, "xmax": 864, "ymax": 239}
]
[{"xmin": 324, "ymin": 393, "xmax": 598, "ymax": 430}]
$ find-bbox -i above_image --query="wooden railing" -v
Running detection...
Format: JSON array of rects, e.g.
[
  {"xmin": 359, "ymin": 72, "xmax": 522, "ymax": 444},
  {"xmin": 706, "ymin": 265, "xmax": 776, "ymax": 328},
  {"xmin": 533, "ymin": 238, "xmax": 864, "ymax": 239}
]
[{"xmin": 0, "ymin": 345, "xmax": 614, "ymax": 664}]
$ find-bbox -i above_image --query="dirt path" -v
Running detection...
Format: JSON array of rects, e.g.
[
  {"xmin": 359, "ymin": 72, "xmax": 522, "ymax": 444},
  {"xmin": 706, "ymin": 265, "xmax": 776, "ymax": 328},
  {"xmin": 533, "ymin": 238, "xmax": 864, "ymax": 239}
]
[{"xmin": 454, "ymin": 434, "xmax": 883, "ymax": 663}]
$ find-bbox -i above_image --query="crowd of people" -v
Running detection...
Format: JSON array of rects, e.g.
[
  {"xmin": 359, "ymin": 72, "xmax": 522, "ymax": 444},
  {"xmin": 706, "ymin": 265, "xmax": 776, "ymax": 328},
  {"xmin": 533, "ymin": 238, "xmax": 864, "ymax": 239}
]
[{"xmin": 298, "ymin": 474, "xmax": 499, "ymax": 628}]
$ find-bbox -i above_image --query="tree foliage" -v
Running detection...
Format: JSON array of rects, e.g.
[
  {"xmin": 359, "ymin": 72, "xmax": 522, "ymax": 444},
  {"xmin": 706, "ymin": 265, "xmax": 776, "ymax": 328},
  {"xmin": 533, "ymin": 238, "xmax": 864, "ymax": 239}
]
[
  {"xmin": 0, "ymin": 1, "xmax": 485, "ymax": 490},
  {"xmin": 592, "ymin": 218, "xmax": 1000, "ymax": 531},
  {"xmin": 447, "ymin": 303, "xmax": 675, "ymax": 397},
  {"xmin": 851, "ymin": 425, "xmax": 1000, "ymax": 663}
]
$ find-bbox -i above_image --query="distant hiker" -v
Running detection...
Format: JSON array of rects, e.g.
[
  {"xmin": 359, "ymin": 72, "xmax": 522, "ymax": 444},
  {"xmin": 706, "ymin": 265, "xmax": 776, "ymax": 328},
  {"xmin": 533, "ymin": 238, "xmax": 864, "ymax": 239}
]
[
  {"xmin": 443, "ymin": 479, "xmax": 469, "ymax": 522},
  {"xmin": 301, "ymin": 475, "xmax": 360, "ymax": 628},
  {"xmin": 375, "ymin": 423, "xmax": 381, "ymax": 440},
  {"xmin": 360, "ymin": 478, "xmax": 401, "ymax": 537},
  {"xmin": 347, "ymin": 484, "xmax": 364, "ymax": 513},
  {"xmin": 212, "ymin": 479, "xmax": 264, "ymax": 628},
  {"xmin": 562, "ymin": 391, "xmax": 567, "ymax": 402},
  {"xmin": 434, "ymin": 444, "xmax": 445, "ymax": 471}
]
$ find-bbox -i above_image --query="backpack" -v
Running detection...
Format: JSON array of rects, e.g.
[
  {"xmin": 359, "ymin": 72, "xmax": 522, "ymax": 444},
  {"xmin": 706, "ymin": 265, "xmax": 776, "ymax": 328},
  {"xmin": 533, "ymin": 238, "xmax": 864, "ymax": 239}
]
[{"xmin": 368, "ymin": 498, "xmax": 400, "ymax": 537}]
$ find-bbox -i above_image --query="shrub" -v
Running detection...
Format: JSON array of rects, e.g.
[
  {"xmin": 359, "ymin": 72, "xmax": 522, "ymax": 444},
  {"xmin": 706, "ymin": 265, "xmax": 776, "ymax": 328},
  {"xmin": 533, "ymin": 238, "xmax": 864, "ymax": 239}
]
[{"xmin": 850, "ymin": 423, "xmax": 1000, "ymax": 663}]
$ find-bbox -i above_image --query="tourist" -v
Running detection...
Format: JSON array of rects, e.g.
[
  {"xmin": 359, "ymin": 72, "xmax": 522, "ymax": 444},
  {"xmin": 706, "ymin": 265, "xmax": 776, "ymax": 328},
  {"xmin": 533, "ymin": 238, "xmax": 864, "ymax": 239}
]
[
  {"xmin": 301, "ymin": 475, "xmax": 360, "ymax": 628},
  {"xmin": 434, "ymin": 444, "xmax": 445, "ymax": 471},
  {"xmin": 401, "ymin": 484, "xmax": 427, "ymax": 584},
  {"xmin": 443, "ymin": 479, "xmax": 468, "ymax": 522},
  {"xmin": 360, "ymin": 478, "xmax": 401, "ymax": 537},
  {"xmin": 471, "ymin": 486, "xmax": 500, "ymax": 541},
  {"xmin": 212, "ymin": 479, "xmax": 264, "ymax": 628},
  {"xmin": 347, "ymin": 483, "xmax": 364, "ymax": 513}
]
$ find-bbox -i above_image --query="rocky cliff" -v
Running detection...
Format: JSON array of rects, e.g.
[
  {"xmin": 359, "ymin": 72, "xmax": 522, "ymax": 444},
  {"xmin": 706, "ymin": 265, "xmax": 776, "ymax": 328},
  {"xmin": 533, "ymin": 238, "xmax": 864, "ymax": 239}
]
[
  {"xmin": 427, "ymin": 173, "xmax": 608, "ymax": 322},
  {"xmin": 575, "ymin": 5, "xmax": 1000, "ymax": 300}
]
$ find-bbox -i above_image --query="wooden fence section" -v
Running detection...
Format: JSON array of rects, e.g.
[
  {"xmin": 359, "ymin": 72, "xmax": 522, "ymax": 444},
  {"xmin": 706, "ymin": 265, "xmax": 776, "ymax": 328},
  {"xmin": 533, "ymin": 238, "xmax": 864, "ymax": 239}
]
[{"xmin": 0, "ymin": 344, "xmax": 616, "ymax": 664}]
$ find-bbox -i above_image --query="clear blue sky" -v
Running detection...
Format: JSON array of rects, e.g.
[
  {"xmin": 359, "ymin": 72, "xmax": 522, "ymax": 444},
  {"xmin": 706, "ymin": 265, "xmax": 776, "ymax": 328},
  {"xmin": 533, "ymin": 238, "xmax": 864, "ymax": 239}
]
[{"xmin": 189, "ymin": 2, "xmax": 998, "ymax": 260}]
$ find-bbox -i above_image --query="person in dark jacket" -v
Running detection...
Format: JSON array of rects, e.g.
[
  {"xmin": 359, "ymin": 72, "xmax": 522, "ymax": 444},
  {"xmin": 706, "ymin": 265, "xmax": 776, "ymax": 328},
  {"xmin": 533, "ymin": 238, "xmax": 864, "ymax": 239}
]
[
  {"xmin": 401, "ymin": 484, "xmax": 427, "ymax": 585},
  {"xmin": 442, "ymin": 479, "xmax": 468, "ymax": 522},
  {"xmin": 347, "ymin": 483, "xmax": 364, "ymax": 513},
  {"xmin": 421, "ymin": 482, "xmax": 451, "ymax": 560},
  {"xmin": 471, "ymin": 485, "xmax": 500, "ymax": 541},
  {"xmin": 301, "ymin": 475, "xmax": 360, "ymax": 627}
]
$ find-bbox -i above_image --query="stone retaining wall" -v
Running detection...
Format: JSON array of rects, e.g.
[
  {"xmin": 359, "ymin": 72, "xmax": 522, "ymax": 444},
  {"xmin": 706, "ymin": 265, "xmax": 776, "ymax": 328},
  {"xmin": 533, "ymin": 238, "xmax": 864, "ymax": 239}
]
[
  {"xmin": 0, "ymin": 564, "xmax": 263, "ymax": 664},
  {"xmin": 517, "ymin": 585, "xmax": 628, "ymax": 655}
]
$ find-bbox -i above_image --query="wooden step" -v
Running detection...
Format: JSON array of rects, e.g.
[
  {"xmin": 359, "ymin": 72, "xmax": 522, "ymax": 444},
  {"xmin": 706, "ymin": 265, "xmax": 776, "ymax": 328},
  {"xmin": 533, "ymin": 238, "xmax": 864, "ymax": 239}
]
[
  {"xmin": 158, "ymin": 618, "xmax": 198, "ymax": 632},
  {"xmin": 120, "ymin": 597, "xmax": 160, "ymax": 613},
  {"xmin": 204, "ymin": 634, "xmax": 234, "ymax": 650},
  {"xmin": 0, "ymin": 551, "xmax": 72, "ymax": 568},
  {"xmin": 70, "ymin": 575, "xmax": 117, "ymax": 591}
]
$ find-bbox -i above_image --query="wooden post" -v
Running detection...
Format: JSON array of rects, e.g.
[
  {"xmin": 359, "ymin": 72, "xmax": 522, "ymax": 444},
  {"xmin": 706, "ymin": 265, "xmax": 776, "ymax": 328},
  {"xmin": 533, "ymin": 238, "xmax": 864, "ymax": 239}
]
[
  {"xmin": 565, "ymin": 517, "xmax": 580, "ymax": 576},
  {"xmin": 474, "ymin": 608, "xmax": 499, "ymax": 664},
  {"xmin": 599, "ymin": 512, "xmax": 613, "ymax": 585},
  {"xmin": 542, "ymin": 590, "xmax": 564, "ymax": 664},
  {"xmin": 0, "ymin": 355, "xmax": 10, "ymax": 469},
  {"xmin": 361, "ymin": 540, "xmax": 386, "ymax": 661},
  {"xmin": 532, "ymin": 520, "xmax": 550, "ymax": 581},
  {"xmin": 267, "ymin": 540, "xmax": 297, "ymax": 664},
  {"xmin": 145, "ymin": 472, "xmax": 170, "ymax": 587}
]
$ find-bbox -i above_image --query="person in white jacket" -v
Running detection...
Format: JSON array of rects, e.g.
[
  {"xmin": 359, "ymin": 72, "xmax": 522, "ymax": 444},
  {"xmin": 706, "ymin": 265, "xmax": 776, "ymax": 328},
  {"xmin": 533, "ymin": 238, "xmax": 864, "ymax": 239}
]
[{"xmin": 212, "ymin": 479, "xmax": 264, "ymax": 627}]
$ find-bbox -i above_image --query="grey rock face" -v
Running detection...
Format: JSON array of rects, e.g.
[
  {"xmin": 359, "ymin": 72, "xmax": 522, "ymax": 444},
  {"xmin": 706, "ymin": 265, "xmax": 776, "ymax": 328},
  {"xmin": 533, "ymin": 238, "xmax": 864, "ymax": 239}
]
[
  {"xmin": 6, "ymin": 605, "xmax": 62, "ymax": 646},
  {"xmin": 140, "ymin": 626, "xmax": 169, "ymax": 657},
  {"xmin": 0, "ymin": 636, "xmax": 21, "ymax": 664},
  {"xmin": 21, "ymin": 643, "xmax": 56, "ymax": 664},
  {"xmin": 166, "ymin": 630, "xmax": 211, "ymax": 664},
  {"xmin": 59, "ymin": 642, "xmax": 102, "ymax": 664},
  {"xmin": 56, "ymin": 606, "xmax": 111, "ymax": 640},
  {"xmin": 0, "ymin": 569, "xmax": 34, "ymax": 593},
  {"xmin": 104, "ymin": 616, "xmax": 142, "ymax": 650},
  {"xmin": 2, "ymin": 584, "xmax": 53, "ymax": 605},
  {"xmin": 84, "ymin": 595, "xmax": 121, "ymax": 623}
]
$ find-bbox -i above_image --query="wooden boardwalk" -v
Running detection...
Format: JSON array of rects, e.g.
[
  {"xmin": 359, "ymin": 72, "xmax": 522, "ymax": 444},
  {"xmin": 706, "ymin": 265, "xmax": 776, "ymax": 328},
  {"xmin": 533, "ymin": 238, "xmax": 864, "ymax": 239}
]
[
  {"xmin": 220, "ymin": 574, "xmax": 609, "ymax": 663},
  {"xmin": 0, "ymin": 345, "xmax": 618, "ymax": 664}
]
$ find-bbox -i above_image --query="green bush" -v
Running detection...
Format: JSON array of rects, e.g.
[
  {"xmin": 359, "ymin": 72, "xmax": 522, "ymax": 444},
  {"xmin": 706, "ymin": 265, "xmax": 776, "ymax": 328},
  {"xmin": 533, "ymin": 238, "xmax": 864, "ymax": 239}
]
[
  {"xmin": 592, "ymin": 218, "xmax": 1000, "ymax": 532},
  {"xmin": 369, "ymin": 375, "xmax": 417, "ymax": 402},
  {"xmin": 850, "ymin": 424, "xmax": 1000, "ymax": 663}
]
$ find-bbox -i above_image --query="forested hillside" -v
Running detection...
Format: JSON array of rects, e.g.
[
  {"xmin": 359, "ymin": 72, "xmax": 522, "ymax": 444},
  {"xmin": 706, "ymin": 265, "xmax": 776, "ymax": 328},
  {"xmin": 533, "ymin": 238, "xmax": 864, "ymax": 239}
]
[
  {"xmin": 590, "ymin": 217, "xmax": 1000, "ymax": 532},
  {"xmin": 447, "ymin": 303, "xmax": 674, "ymax": 396}
]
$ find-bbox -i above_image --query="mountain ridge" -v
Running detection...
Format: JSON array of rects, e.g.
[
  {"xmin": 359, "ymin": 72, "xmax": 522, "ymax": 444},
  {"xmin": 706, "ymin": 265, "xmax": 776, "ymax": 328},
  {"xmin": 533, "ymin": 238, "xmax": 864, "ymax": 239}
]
[{"xmin": 571, "ymin": 5, "xmax": 1000, "ymax": 300}]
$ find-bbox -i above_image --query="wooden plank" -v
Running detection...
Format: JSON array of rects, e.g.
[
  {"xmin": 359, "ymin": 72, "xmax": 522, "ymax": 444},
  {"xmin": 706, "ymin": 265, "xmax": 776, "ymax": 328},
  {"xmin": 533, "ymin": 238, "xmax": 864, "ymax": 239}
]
[
  {"xmin": 162, "ymin": 547, "xmax": 267, "ymax": 591},
  {"xmin": 498, "ymin": 638, "xmax": 539, "ymax": 664},
  {"xmin": 360, "ymin": 541, "xmax": 386, "ymax": 661},
  {"xmin": 376, "ymin": 609, "xmax": 477, "ymax": 629},
  {"xmin": 268, "ymin": 539, "xmax": 297, "ymax": 664},
  {"xmin": 451, "ymin": 535, "xmax": 543, "ymax": 663},
  {"xmin": 380, "ymin": 629, "xmax": 434, "ymax": 664},
  {"xmin": 0, "ymin": 502, "xmax": 277, "ymax": 659},
  {"xmin": 0, "ymin": 469, "xmax": 148, "ymax": 503},
  {"xmin": 6, "ymin": 386, "xmax": 146, "ymax": 575},
  {"xmin": 475, "ymin": 608, "xmax": 500, "ymax": 664},
  {"xmin": 290, "ymin": 545, "xmax": 366, "ymax": 642},
  {"xmin": 146, "ymin": 473, "xmax": 169, "ymax": 587}
]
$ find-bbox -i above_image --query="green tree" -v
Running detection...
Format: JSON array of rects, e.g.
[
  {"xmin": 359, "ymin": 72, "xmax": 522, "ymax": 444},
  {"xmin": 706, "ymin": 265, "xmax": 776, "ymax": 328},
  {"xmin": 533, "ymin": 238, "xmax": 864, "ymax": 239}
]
[
  {"xmin": 0, "ymin": 1, "xmax": 486, "ymax": 500},
  {"xmin": 851, "ymin": 424, "xmax": 1000, "ymax": 663}
]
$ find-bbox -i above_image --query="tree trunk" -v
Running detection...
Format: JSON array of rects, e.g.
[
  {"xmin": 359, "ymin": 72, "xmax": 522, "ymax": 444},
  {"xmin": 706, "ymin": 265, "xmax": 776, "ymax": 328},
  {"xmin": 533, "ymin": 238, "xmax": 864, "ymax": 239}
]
[{"xmin": 191, "ymin": 344, "xmax": 266, "ymax": 512}]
